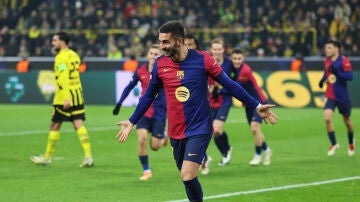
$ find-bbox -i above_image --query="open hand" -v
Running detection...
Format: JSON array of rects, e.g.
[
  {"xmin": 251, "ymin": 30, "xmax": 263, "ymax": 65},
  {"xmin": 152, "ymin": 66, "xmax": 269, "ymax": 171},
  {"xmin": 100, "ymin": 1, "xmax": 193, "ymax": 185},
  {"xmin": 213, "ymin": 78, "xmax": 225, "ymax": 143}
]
[
  {"xmin": 116, "ymin": 120, "xmax": 134, "ymax": 142},
  {"xmin": 256, "ymin": 104, "xmax": 278, "ymax": 124}
]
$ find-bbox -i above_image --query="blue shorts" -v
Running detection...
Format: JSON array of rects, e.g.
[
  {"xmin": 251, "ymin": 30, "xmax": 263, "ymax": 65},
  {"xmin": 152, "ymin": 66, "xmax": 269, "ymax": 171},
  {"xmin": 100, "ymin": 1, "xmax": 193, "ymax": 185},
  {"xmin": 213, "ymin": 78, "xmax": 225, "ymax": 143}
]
[
  {"xmin": 245, "ymin": 107, "xmax": 263, "ymax": 125},
  {"xmin": 324, "ymin": 98, "xmax": 352, "ymax": 117},
  {"xmin": 136, "ymin": 116, "xmax": 166, "ymax": 139},
  {"xmin": 170, "ymin": 134, "xmax": 212, "ymax": 170},
  {"xmin": 211, "ymin": 104, "xmax": 231, "ymax": 121}
]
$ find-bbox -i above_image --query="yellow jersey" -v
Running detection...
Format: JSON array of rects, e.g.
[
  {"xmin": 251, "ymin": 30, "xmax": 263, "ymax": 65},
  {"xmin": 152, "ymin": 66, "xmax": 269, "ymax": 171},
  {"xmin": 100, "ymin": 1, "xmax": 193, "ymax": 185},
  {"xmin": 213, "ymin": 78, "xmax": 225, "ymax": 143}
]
[{"xmin": 53, "ymin": 48, "xmax": 84, "ymax": 106}]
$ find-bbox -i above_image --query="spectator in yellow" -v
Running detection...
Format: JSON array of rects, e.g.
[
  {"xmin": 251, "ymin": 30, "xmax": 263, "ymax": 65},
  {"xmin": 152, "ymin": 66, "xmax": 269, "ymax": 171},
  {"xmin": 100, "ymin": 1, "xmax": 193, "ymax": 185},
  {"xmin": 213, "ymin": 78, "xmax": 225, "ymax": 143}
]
[
  {"xmin": 107, "ymin": 45, "xmax": 123, "ymax": 59},
  {"xmin": 329, "ymin": 17, "xmax": 346, "ymax": 38}
]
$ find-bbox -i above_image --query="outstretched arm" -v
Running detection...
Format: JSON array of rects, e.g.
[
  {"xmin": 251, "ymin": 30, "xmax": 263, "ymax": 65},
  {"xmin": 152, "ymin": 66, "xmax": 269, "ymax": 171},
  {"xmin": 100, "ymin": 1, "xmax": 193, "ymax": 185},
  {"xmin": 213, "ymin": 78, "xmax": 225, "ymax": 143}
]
[
  {"xmin": 215, "ymin": 71, "xmax": 278, "ymax": 124},
  {"xmin": 113, "ymin": 73, "xmax": 140, "ymax": 115},
  {"xmin": 215, "ymin": 71, "xmax": 259, "ymax": 108},
  {"xmin": 129, "ymin": 82, "xmax": 160, "ymax": 124}
]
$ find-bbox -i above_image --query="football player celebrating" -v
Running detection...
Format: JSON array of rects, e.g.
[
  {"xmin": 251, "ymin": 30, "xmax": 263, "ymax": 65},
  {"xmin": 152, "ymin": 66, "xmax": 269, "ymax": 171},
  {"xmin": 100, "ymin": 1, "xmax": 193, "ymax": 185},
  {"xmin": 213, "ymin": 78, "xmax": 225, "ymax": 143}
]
[
  {"xmin": 319, "ymin": 40, "xmax": 355, "ymax": 156},
  {"xmin": 116, "ymin": 21, "xmax": 277, "ymax": 202},
  {"xmin": 231, "ymin": 49, "xmax": 273, "ymax": 166}
]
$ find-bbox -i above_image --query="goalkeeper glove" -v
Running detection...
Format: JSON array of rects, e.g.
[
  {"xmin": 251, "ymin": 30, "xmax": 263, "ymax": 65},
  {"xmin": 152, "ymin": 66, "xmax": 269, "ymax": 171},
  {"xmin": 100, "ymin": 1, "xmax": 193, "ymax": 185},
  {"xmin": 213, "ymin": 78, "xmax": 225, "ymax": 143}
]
[{"xmin": 113, "ymin": 104, "xmax": 121, "ymax": 115}]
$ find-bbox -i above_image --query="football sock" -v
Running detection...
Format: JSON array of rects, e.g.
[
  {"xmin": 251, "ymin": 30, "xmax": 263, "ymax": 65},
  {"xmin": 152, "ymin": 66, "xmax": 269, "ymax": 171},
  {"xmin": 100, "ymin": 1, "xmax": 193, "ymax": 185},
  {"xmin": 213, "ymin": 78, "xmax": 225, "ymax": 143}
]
[
  {"xmin": 328, "ymin": 131, "xmax": 337, "ymax": 145},
  {"xmin": 44, "ymin": 131, "xmax": 60, "ymax": 159},
  {"xmin": 255, "ymin": 146, "xmax": 262, "ymax": 155},
  {"xmin": 139, "ymin": 155, "xmax": 150, "ymax": 171},
  {"xmin": 76, "ymin": 126, "xmax": 92, "ymax": 158},
  {"xmin": 348, "ymin": 132, "xmax": 354, "ymax": 145},
  {"xmin": 262, "ymin": 142, "xmax": 268, "ymax": 151},
  {"xmin": 222, "ymin": 132, "xmax": 230, "ymax": 152},
  {"xmin": 214, "ymin": 136, "xmax": 226, "ymax": 156},
  {"xmin": 214, "ymin": 132, "xmax": 230, "ymax": 156},
  {"xmin": 183, "ymin": 177, "xmax": 203, "ymax": 202}
]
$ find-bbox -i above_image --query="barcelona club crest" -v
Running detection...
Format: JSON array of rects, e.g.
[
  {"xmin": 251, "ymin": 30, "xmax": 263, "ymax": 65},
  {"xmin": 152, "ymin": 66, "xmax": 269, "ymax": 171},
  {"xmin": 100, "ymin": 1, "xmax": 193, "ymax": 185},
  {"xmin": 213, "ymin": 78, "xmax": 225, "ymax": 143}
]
[{"xmin": 176, "ymin": 71, "xmax": 184, "ymax": 80}]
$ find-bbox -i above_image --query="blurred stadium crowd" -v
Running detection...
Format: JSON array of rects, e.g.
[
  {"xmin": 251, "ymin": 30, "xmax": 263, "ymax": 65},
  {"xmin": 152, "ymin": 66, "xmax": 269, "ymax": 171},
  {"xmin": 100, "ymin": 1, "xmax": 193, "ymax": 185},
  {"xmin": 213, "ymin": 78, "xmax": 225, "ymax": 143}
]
[{"xmin": 1, "ymin": 0, "xmax": 360, "ymax": 58}]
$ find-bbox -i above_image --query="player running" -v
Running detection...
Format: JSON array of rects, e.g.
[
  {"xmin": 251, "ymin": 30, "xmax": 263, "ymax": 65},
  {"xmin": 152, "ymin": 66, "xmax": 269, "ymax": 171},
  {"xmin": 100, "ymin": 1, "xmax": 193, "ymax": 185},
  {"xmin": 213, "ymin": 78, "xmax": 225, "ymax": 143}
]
[
  {"xmin": 113, "ymin": 44, "xmax": 167, "ymax": 180},
  {"xmin": 319, "ymin": 40, "xmax": 355, "ymax": 156},
  {"xmin": 208, "ymin": 39, "xmax": 233, "ymax": 166},
  {"xmin": 231, "ymin": 49, "xmax": 273, "ymax": 165}
]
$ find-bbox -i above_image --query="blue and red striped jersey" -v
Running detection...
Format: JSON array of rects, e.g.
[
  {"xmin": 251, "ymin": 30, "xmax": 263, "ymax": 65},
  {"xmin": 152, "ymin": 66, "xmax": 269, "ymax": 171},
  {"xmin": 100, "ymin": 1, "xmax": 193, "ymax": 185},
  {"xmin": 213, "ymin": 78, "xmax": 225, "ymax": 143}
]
[
  {"xmin": 209, "ymin": 57, "xmax": 233, "ymax": 108},
  {"xmin": 235, "ymin": 62, "xmax": 267, "ymax": 105},
  {"xmin": 320, "ymin": 55, "xmax": 353, "ymax": 102},
  {"xmin": 129, "ymin": 49, "xmax": 259, "ymax": 139},
  {"xmin": 117, "ymin": 63, "xmax": 166, "ymax": 120}
]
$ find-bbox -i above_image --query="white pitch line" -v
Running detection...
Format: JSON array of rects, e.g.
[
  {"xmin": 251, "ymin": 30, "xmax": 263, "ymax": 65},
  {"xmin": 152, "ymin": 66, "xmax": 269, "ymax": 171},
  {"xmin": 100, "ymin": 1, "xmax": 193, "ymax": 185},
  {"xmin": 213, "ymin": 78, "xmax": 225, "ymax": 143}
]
[
  {"xmin": 0, "ymin": 126, "xmax": 118, "ymax": 137},
  {"xmin": 167, "ymin": 176, "xmax": 360, "ymax": 202}
]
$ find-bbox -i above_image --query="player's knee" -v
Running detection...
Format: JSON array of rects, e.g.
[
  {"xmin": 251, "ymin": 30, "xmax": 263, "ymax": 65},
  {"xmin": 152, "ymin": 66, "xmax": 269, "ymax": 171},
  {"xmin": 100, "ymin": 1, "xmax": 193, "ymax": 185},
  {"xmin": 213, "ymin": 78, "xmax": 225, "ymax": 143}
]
[
  {"xmin": 138, "ymin": 137, "xmax": 147, "ymax": 146},
  {"xmin": 324, "ymin": 116, "xmax": 332, "ymax": 124},
  {"xmin": 150, "ymin": 144, "xmax": 161, "ymax": 151},
  {"xmin": 250, "ymin": 125, "xmax": 259, "ymax": 134},
  {"xmin": 180, "ymin": 170, "xmax": 197, "ymax": 181}
]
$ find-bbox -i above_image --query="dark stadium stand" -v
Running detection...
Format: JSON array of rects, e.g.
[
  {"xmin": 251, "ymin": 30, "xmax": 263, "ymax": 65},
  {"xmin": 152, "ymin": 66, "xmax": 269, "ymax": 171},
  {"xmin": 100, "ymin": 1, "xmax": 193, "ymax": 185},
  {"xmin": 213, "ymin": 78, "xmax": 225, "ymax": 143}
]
[{"xmin": 0, "ymin": 0, "xmax": 359, "ymax": 58}]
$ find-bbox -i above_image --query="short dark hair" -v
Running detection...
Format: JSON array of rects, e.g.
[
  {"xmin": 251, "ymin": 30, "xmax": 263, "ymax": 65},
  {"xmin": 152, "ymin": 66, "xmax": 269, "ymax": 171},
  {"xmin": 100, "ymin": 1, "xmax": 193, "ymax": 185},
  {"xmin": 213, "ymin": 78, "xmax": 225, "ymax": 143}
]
[
  {"xmin": 231, "ymin": 48, "xmax": 243, "ymax": 55},
  {"xmin": 326, "ymin": 40, "xmax": 341, "ymax": 50},
  {"xmin": 184, "ymin": 34, "xmax": 199, "ymax": 49},
  {"xmin": 55, "ymin": 31, "xmax": 70, "ymax": 45},
  {"xmin": 159, "ymin": 21, "xmax": 186, "ymax": 40}
]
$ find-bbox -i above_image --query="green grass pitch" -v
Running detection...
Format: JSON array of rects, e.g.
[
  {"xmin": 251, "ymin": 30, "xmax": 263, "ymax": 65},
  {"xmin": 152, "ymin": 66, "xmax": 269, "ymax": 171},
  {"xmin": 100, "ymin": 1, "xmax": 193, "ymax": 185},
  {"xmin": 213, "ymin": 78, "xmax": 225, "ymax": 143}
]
[{"xmin": 0, "ymin": 104, "xmax": 359, "ymax": 201}]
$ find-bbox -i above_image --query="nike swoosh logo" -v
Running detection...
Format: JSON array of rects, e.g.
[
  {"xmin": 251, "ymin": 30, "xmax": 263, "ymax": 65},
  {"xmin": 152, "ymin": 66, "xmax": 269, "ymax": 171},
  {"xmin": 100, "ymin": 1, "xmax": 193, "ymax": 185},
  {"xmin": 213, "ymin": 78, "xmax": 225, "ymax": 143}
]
[
  {"xmin": 164, "ymin": 68, "xmax": 171, "ymax": 72},
  {"xmin": 188, "ymin": 153, "xmax": 198, "ymax": 156}
]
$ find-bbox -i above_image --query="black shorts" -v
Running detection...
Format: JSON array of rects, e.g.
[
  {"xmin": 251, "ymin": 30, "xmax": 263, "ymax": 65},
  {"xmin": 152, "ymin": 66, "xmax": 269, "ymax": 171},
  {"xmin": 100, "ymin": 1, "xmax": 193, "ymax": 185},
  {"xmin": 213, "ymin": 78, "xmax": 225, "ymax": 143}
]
[{"xmin": 52, "ymin": 105, "xmax": 85, "ymax": 122}]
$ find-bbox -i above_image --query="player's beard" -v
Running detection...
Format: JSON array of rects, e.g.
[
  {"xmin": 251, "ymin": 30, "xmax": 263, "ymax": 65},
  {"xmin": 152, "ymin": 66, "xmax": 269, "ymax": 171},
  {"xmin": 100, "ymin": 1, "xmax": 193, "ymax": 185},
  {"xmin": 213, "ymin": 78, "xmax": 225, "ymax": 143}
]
[{"xmin": 164, "ymin": 42, "xmax": 179, "ymax": 59}]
